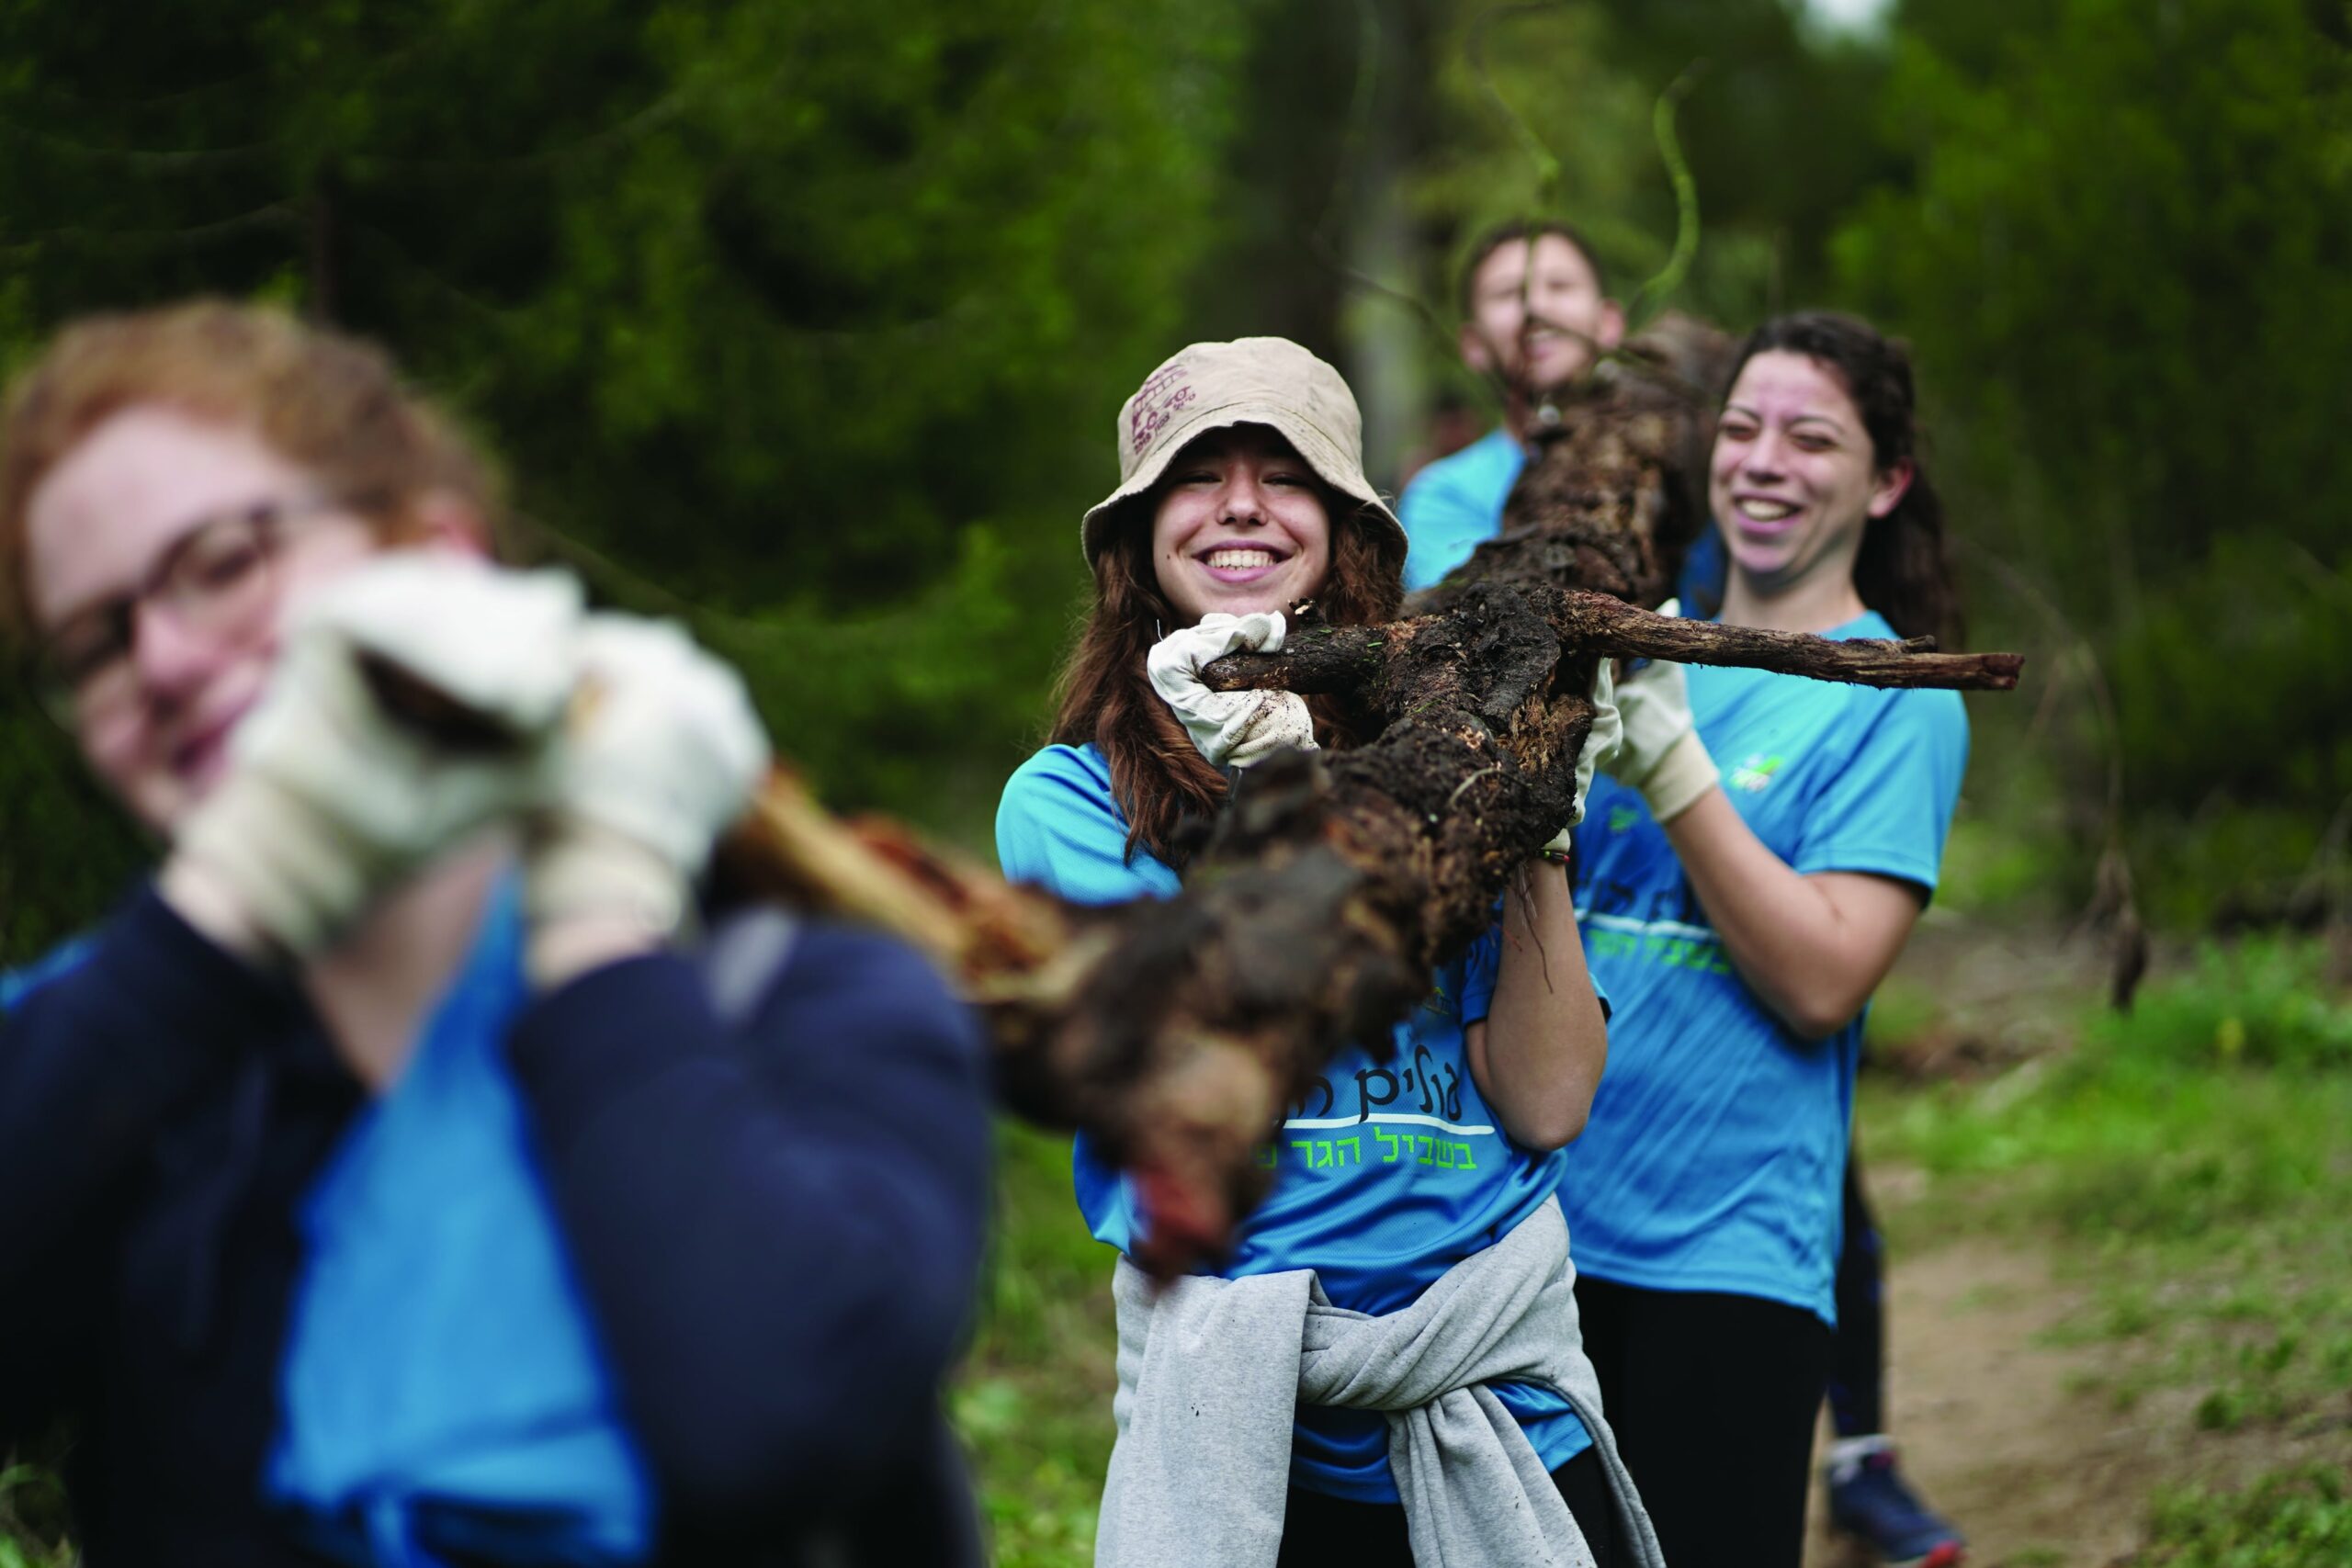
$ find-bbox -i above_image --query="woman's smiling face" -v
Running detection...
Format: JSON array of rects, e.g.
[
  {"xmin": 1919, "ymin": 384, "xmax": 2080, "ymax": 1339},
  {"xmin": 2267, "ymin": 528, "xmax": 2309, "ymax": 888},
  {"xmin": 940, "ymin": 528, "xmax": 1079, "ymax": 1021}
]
[
  {"xmin": 1709, "ymin": 350, "xmax": 1911, "ymax": 601},
  {"xmin": 24, "ymin": 405, "xmax": 380, "ymax": 835},
  {"xmin": 1149, "ymin": 424, "xmax": 1333, "ymax": 624}
]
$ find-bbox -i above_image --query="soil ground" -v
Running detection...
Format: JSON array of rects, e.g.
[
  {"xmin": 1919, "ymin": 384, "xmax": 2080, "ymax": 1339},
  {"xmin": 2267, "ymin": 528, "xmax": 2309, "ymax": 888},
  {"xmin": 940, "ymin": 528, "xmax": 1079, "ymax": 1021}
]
[
  {"xmin": 1807, "ymin": 1217, "xmax": 2352, "ymax": 1568},
  {"xmin": 1804, "ymin": 913, "xmax": 2350, "ymax": 1568},
  {"xmin": 1806, "ymin": 909, "xmax": 2143, "ymax": 1568},
  {"xmin": 1804, "ymin": 1229, "xmax": 2117, "ymax": 1566}
]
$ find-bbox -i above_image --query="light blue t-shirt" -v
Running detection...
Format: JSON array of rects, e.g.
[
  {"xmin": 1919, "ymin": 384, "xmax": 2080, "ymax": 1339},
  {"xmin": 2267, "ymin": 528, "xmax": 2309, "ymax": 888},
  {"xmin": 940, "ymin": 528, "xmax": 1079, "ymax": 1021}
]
[
  {"xmin": 1562, "ymin": 613, "xmax": 1968, "ymax": 1325},
  {"xmin": 271, "ymin": 883, "xmax": 654, "ymax": 1564},
  {"xmin": 1399, "ymin": 429, "xmax": 1527, "ymax": 592},
  {"xmin": 1400, "ymin": 423, "xmax": 1730, "ymax": 605},
  {"xmin": 996, "ymin": 742, "xmax": 1592, "ymax": 1502}
]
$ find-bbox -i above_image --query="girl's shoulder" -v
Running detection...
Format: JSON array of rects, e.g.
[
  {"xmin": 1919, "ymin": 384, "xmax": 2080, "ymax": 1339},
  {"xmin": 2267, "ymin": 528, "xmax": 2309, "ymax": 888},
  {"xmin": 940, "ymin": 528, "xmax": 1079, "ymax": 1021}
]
[
  {"xmin": 996, "ymin": 743, "xmax": 1178, "ymax": 904},
  {"xmin": 1834, "ymin": 614, "xmax": 1969, "ymax": 750},
  {"xmin": 1002, "ymin": 741, "xmax": 1115, "ymax": 800},
  {"xmin": 998, "ymin": 743, "xmax": 1123, "ymax": 844}
]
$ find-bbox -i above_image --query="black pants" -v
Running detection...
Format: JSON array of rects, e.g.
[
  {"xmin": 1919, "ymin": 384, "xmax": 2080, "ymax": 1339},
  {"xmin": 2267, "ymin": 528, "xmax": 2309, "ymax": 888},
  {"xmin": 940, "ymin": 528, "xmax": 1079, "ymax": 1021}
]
[
  {"xmin": 1828, "ymin": 1151, "xmax": 1887, "ymax": 1437},
  {"xmin": 1274, "ymin": 1447, "xmax": 1623, "ymax": 1568},
  {"xmin": 1573, "ymin": 1276, "xmax": 1833, "ymax": 1568}
]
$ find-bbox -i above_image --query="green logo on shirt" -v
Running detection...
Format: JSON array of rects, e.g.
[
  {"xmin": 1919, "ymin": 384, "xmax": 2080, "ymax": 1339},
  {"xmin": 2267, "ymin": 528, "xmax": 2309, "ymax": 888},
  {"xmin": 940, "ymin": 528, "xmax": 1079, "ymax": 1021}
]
[
  {"xmin": 1730, "ymin": 752, "xmax": 1786, "ymax": 793},
  {"xmin": 1607, "ymin": 804, "xmax": 1642, "ymax": 833}
]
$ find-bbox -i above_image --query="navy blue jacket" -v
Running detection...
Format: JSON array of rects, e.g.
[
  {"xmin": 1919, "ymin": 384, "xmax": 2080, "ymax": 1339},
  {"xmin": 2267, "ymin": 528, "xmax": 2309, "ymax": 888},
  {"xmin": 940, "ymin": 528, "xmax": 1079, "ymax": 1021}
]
[{"xmin": 0, "ymin": 886, "xmax": 991, "ymax": 1565}]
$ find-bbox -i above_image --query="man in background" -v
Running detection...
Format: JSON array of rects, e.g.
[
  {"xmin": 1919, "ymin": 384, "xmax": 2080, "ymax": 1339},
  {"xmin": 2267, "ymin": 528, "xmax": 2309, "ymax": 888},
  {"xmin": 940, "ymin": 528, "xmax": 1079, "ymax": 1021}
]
[{"xmin": 1398, "ymin": 220, "xmax": 1623, "ymax": 592}]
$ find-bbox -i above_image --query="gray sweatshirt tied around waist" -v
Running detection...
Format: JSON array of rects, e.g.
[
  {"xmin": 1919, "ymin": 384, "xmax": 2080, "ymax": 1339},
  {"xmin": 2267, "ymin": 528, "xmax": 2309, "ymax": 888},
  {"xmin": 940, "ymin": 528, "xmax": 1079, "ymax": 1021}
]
[{"xmin": 1094, "ymin": 1197, "xmax": 1664, "ymax": 1568}]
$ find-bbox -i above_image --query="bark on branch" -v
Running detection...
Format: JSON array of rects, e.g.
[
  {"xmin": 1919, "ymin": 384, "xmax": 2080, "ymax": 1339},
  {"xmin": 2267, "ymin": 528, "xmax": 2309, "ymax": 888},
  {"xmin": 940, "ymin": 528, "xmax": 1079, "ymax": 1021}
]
[{"xmin": 1199, "ymin": 587, "xmax": 2024, "ymax": 698}]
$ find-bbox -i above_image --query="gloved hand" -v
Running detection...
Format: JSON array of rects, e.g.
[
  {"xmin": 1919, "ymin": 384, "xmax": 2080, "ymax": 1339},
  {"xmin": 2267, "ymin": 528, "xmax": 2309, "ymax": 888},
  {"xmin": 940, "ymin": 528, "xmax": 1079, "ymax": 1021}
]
[
  {"xmin": 1145, "ymin": 611, "xmax": 1317, "ymax": 769},
  {"xmin": 165, "ymin": 555, "xmax": 583, "ymax": 959},
  {"xmin": 1596, "ymin": 599, "xmax": 1720, "ymax": 825},
  {"xmin": 523, "ymin": 613, "xmax": 772, "ymax": 985},
  {"xmin": 1539, "ymin": 657, "xmax": 1623, "ymax": 860}
]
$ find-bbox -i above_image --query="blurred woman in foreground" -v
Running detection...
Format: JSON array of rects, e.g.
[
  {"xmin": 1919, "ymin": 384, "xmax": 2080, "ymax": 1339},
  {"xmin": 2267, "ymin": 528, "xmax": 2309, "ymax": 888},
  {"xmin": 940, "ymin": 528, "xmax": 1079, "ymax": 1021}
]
[{"xmin": 0, "ymin": 301, "xmax": 990, "ymax": 1566}]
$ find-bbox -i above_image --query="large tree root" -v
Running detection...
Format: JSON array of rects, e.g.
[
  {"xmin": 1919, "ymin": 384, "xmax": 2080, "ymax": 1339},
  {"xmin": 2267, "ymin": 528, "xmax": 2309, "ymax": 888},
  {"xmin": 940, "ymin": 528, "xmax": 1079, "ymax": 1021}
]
[
  {"xmin": 725, "ymin": 330, "xmax": 2026, "ymax": 1274},
  {"xmin": 723, "ymin": 586, "xmax": 2017, "ymax": 1275}
]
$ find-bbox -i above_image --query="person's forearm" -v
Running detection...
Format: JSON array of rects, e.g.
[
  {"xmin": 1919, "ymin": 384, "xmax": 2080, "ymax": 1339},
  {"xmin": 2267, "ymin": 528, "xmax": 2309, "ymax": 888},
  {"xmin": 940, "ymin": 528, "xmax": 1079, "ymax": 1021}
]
[
  {"xmin": 1662, "ymin": 788, "xmax": 1907, "ymax": 1040},
  {"xmin": 1477, "ymin": 863, "xmax": 1608, "ymax": 1149}
]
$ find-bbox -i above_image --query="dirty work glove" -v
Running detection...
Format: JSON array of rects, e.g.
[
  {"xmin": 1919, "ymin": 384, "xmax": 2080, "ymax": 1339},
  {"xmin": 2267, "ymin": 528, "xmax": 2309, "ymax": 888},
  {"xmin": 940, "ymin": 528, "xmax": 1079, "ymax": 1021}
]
[
  {"xmin": 166, "ymin": 555, "xmax": 583, "ymax": 959},
  {"xmin": 1596, "ymin": 598, "xmax": 1719, "ymax": 825},
  {"xmin": 1146, "ymin": 611, "xmax": 1317, "ymax": 769},
  {"xmin": 524, "ymin": 613, "xmax": 771, "ymax": 984},
  {"xmin": 1539, "ymin": 657, "xmax": 1623, "ymax": 860}
]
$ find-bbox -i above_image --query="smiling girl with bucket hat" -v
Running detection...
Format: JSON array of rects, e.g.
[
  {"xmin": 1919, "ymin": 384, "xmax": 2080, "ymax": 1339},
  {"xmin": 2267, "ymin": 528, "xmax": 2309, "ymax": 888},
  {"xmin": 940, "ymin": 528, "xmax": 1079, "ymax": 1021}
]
[{"xmin": 998, "ymin": 336, "xmax": 1663, "ymax": 1568}]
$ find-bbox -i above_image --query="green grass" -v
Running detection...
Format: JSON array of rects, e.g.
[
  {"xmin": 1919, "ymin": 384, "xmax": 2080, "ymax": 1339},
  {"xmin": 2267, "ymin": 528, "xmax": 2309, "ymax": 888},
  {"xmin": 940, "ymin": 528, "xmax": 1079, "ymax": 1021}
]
[
  {"xmin": 1862, "ymin": 932, "xmax": 2352, "ymax": 1553},
  {"xmin": 0, "ymin": 1461, "xmax": 69, "ymax": 1568},
  {"xmin": 955, "ymin": 1122, "xmax": 1118, "ymax": 1568},
  {"xmin": 1866, "ymin": 934, "xmax": 2352, "ymax": 1243},
  {"xmin": 2131, "ymin": 1465, "xmax": 2352, "ymax": 1567}
]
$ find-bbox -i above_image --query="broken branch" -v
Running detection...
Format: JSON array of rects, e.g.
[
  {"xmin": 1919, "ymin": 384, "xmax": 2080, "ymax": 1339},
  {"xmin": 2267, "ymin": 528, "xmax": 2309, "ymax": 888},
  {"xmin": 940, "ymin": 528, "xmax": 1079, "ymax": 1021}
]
[{"xmin": 1201, "ymin": 587, "xmax": 2022, "ymax": 697}]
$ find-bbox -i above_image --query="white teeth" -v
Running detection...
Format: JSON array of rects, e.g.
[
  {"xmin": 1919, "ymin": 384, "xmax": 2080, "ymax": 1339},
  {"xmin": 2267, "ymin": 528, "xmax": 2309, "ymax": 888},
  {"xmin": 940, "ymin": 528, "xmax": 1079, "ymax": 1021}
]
[
  {"xmin": 1207, "ymin": 548, "xmax": 1275, "ymax": 570},
  {"xmin": 1736, "ymin": 499, "xmax": 1798, "ymax": 522}
]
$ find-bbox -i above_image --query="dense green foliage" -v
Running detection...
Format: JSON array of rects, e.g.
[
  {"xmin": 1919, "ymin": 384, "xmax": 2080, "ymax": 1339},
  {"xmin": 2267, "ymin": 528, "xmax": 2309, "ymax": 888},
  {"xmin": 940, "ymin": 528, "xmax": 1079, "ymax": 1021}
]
[
  {"xmin": 1836, "ymin": 0, "xmax": 2352, "ymax": 915},
  {"xmin": 6, "ymin": 0, "xmax": 2342, "ymax": 955},
  {"xmin": 0, "ymin": 0, "xmax": 1248, "ymax": 955}
]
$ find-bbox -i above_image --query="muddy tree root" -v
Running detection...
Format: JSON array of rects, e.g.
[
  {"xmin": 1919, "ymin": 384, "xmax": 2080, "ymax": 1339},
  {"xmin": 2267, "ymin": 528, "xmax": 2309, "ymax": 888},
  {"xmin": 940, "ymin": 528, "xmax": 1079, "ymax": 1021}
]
[{"xmin": 721, "ymin": 331, "xmax": 2026, "ymax": 1274}]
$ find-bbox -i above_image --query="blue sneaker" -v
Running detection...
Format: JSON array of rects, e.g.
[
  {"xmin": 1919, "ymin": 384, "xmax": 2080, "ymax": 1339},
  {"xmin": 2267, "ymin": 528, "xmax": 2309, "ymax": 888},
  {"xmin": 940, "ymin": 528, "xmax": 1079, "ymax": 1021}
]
[{"xmin": 1826, "ymin": 1439, "xmax": 1966, "ymax": 1568}]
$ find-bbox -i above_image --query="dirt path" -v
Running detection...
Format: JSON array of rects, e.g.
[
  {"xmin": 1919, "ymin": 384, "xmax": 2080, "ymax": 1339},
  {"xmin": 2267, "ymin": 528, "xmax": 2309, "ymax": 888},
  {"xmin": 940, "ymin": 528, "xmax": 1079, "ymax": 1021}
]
[
  {"xmin": 1805, "ymin": 1223, "xmax": 2351, "ymax": 1568},
  {"xmin": 1805, "ymin": 1233, "xmax": 2134, "ymax": 1567},
  {"xmin": 1802, "ymin": 917, "xmax": 2168, "ymax": 1566}
]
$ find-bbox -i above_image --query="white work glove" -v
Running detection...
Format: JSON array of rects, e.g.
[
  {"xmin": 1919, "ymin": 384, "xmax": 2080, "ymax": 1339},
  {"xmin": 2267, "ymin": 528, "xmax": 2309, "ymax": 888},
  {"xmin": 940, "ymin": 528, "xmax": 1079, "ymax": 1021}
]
[
  {"xmin": 1145, "ymin": 611, "xmax": 1317, "ymax": 770},
  {"xmin": 1539, "ymin": 657, "xmax": 1624, "ymax": 860},
  {"xmin": 168, "ymin": 555, "xmax": 583, "ymax": 958},
  {"xmin": 523, "ymin": 613, "xmax": 772, "ymax": 984},
  {"xmin": 1596, "ymin": 599, "xmax": 1720, "ymax": 825}
]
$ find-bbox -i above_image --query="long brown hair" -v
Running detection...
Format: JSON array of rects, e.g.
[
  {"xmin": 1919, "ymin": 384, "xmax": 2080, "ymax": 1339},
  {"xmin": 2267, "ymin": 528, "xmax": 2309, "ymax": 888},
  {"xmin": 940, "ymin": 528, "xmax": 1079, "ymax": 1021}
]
[
  {"xmin": 1724, "ymin": 310, "xmax": 1961, "ymax": 643},
  {"xmin": 1049, "ymin": 462, "xmax": 1405, "ymax": 867}
]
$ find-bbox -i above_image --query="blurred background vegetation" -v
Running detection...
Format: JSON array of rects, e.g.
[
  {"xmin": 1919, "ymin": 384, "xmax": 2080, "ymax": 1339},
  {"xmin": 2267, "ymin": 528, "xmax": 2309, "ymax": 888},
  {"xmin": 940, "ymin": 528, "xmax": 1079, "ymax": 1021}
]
[
  {"xmin": 1, "ymin": 1, "xmax": 2346, "ymax": 1563},
  {"xmin": 5, "ymin": 0, "xmax": 2346, "ymax": 955}
]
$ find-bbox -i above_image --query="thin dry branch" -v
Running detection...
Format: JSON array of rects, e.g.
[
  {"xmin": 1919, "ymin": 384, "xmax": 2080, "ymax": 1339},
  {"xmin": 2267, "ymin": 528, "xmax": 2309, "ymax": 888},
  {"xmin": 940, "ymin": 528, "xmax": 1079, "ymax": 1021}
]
[{"xmin": 1199, "ymin": 588, "xmax": 2024, "ymax": 698}]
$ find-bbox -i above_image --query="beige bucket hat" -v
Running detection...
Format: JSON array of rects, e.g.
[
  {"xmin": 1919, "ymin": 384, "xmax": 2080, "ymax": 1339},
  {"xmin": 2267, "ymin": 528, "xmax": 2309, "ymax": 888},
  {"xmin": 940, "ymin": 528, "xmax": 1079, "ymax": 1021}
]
[{"xmin": 1079, "ymin": 336, "xmax": 1408, "ymax": 565}]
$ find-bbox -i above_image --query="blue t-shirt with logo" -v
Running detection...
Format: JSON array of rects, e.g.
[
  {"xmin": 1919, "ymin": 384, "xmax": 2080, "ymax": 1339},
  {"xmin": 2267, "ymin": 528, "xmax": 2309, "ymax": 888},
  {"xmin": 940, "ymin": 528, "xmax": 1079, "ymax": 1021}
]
[
  {"xmin": 996, "ymin": 742, "xmax": 1594, "ymax": 1502},
  {"xmin": 1563, "ymin": 613, "xmax": 1968, "ymax": 1324}
]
